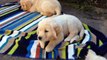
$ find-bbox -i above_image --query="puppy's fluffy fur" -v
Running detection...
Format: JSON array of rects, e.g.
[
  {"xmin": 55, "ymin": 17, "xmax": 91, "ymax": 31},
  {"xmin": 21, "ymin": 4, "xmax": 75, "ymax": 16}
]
[
  {"xmin": 85, "ymin": 49, "xmax": 107, "ymax": 60},
  {"xmin": 20, "ymin": 0, "xmax": 61, "ymax": 16},
  {"xmin": 37, "ymin": 14, "xmax": 84, "ymax": 52}
]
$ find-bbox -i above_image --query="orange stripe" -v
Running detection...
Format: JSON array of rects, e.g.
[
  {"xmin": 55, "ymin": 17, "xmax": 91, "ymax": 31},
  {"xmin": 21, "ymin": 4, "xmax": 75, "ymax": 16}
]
[{"xmin": 36, "ymin": 44, "xmax": 40, "ymax": 58}]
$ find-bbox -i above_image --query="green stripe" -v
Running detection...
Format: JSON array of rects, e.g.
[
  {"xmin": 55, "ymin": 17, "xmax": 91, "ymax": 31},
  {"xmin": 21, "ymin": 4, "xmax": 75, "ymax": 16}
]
[
  {"xmin": 8, "ymin": 37, "xmax": 21, "ymax": 55},
  {"xmin": 87, "ymin": 45, "xmax": 91, "ymax": 49},
  {"xmin": 61, "ymin": 48, "xmax": 66, "ymax": 59},
  {"xmin": 0, "ymin": 8, "xmax": 19, "ymax": 17},
  {"xmin": 15, "ymin": 14, "xmax": 42, "ymax": 30},
  {"xmin": 99, "ymin": 40, "xmax": 103, "ymax": 46},
  {"xmin": 0, "ymin": 35, "xmax": 2, "ymax": 38},
  {"xmin": 82, "ymin": 23, "xmax": 91, "ymax": 32},
  {"xmin": 5, "ymin": 30, "xmax": 12, "ymax": 35},
  {"xmin": 52, "ymin": 51, "xmax": 54, "ymax": 58},
  {"xmin": 25, "ymin": 30, "xmax": 37, "ymax": 39},
  {"xmin": 59, "ymin": 42, "xmax": 69, "ymax": 59},
  {"xmin": 0, "ymin": 7, "xmax": 9, "ymax": 10},
  {"xmin": 77, "ymin": 48, "xmax": 82, "ymax": 57}
]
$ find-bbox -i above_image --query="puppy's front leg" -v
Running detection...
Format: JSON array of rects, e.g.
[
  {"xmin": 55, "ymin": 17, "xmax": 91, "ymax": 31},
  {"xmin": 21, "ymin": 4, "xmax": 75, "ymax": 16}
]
[
  {"xmin": 45, "ymin": 40, "xmax": 56, "ymax": 52},
  {"xmin": 45, "ymin": 33, "xmax": 64, "ymax": 52}
]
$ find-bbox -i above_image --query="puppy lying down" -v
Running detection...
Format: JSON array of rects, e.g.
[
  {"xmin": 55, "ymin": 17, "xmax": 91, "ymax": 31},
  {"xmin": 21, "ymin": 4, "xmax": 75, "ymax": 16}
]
[
  {"xmin": 37, "ymin": 14, "xmax": 84, "ymax": 52},
  {"xmin": 20, "ymin": 0, "xmax": 61, "ymax": 16}
]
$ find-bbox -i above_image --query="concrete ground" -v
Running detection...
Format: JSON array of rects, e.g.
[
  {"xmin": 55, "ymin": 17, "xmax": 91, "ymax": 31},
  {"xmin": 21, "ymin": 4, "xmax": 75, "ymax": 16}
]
[{"xmin": 0, "ymin": 0, "xmax": 107, "ymax": 60}]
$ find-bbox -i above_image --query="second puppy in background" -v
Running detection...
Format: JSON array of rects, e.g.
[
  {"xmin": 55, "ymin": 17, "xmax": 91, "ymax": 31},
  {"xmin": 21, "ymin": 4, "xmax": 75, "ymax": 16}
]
[{"xmin": 20, "ymin": 0, "xmax": 61, "ymax": 16}]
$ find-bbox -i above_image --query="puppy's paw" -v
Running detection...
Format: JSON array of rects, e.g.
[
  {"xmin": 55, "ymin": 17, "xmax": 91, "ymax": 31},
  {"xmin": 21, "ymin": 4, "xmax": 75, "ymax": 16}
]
[
  {"xmin": 40, "ymin": 44, "xmax": 44, "ymax": 49},
  {"xmin": 39, "ymin": 41, "xmax": 45, "ymax": 49},
  {"xmin": 28, "ymin": 6, "xmax": 36, "ymax": 12},
  {"xmin": 40, "ymin": 12, "xmax": 43, "ymax": 15},
  {"xmin": 45, "ymin": 46, "xmax": 54, "ymax": 52},
  {"xmin": 64, "ymin": 38, "xmax": 71, "ymax": 42}
]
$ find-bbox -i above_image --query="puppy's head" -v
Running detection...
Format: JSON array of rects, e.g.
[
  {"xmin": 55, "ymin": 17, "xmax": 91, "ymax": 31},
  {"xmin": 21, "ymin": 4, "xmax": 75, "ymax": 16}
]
[
  {"xmin": 37, "ymin": 18, "xmax": 61, "ymax": 42},
  {"xmin": 37, "ymin": 23, "xmax": 55, "ymax": 41}
]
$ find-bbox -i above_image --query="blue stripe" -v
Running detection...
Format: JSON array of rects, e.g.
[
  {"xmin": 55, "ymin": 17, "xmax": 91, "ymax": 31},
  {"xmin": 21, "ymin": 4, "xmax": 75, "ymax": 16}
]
[
  {"xmin": 53, "ymin": 40, "xmax": 63, "ymax": 58},
  {"xmin": 1, "ymin": 13, "xmax": 32, "ymax": 30},
  {"xmin": 88, "ymin": 31, "xmax": 92, "ymax": 41},
  {"xmin": 0, "ymin": 5, "xmax": 2, "ymax": 8},
  {"xmin": 47, "ymin": 52, "xmax": 52, "ymax": 59},
  {"xmin": 2, "ymin": 13, "xmax": 39, "ymax": 30},
  {"xmin": 0, "ymin": 29, "xmax": 5, "ymax": 34},
  {"xmin": 1, "ymin": 13, "xmax": 31, "ymax": 29},
  {"xmin": 23, "ymin": 16, "xmax": 46, "ymax": 32},
  {"xmin": 54, "ymin": 49, "xmax": 58, "ymax": 58},
  {"xmin": 40, "ymin": 48, "xmax": 43, "ymax": 58},
  {"xmin": 0, "ymin": 10, "xmax": 22, "ymax": 22},
  {"xmin": 26, "ymin": 40, "xmax": 34, "ymax": 58}
]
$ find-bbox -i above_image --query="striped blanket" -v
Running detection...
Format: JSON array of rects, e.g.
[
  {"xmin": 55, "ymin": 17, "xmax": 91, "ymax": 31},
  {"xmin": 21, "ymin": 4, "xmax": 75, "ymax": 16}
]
[{"xmin": 0, "ymin": 4, "xmax": 107, "ymax": 60}]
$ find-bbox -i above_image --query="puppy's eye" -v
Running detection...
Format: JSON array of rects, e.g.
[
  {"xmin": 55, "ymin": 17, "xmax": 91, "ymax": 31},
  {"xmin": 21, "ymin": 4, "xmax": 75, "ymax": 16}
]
[{"xmin": 45, "ymin": 30, "xmax": 48, "ymax": 33}]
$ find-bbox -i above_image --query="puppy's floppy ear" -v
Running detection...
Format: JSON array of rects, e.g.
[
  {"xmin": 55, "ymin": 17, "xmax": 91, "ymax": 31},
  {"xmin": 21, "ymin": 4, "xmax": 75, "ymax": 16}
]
[{"xmin": 50, "ymin": 22, "xmax": 62, "ymax": 40}]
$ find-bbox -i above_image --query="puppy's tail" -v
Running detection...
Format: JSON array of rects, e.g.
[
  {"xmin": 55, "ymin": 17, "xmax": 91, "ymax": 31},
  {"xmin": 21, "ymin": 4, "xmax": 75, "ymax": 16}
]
[
  {"xmin": 55, "ymin": 7, "xmax": 61, "ymax": 15},
  {"xmin": 79, "ymin": 26, "xmax": 84, "ymax": 40}
]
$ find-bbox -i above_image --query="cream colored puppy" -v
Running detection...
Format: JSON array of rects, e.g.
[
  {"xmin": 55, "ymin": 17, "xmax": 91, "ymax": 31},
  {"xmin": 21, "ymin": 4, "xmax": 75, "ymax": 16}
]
[
  {"xmin": 85, "ymin": 49, "xmax": 107, "ymax": 60},
  {"xmin": 20, "ymin": 0, "xmax": 61, "ymax": 16},
  {"xmin": 37, "ymin": 14, "xmax": 84, "ymax": 52}
]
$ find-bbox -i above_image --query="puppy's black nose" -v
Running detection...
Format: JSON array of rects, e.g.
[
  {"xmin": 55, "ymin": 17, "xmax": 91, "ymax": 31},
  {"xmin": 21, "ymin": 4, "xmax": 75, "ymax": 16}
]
[{"xmin": 38, "ymin": 36, "xmax": 42, "ymax": 40}]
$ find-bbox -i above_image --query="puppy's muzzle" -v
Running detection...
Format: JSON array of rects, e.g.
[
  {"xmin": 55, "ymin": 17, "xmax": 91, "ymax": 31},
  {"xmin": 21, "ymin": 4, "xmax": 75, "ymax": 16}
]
[{"xmin": 38, "ymin": 36, "xmax": 42, "ymax": 40}]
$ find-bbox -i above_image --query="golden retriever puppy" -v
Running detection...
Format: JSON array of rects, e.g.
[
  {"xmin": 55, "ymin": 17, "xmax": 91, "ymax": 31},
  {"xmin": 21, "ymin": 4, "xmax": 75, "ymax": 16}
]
[
  {"xmin": 37, "ymin": 14, "xmax": 84, "ymax": 52},
  {"xmin": 20, "ymin": 0, "xmax": 61, "ymax": 16},
  {"xmin": 85, "ymin": 49, "xmax": 107, "ymax": 60}
]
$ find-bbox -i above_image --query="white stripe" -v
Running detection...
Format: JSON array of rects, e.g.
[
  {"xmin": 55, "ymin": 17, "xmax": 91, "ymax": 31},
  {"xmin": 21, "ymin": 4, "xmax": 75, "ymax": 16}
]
[
  {"xmin": 30, "ymin": 40, "xmax": 39, "ymax": 58},
  {"xmin": 20, "ymin": 16, "xmax": 46, "ymax": 32},
  {"xmin": 0, "ymin": 12, "xmax": 26, "ymax": 24},
  {"xmin": 0, "ymin": 36, "xmax": 10, "ymax": 48},
  {"xmin": 82, "ymin": 30, "xmax": 90, "ymax": 44},
  {"xmin": 68, "ymin": 44, "xmax": 75, "ymax": 59},
  {"xmin": 0, "ymin": 30, "xmax": 20, "ymax": 48},
  {"xmin": 9, "ymin": 30, "xmax": 20, "ymax": 37}
]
